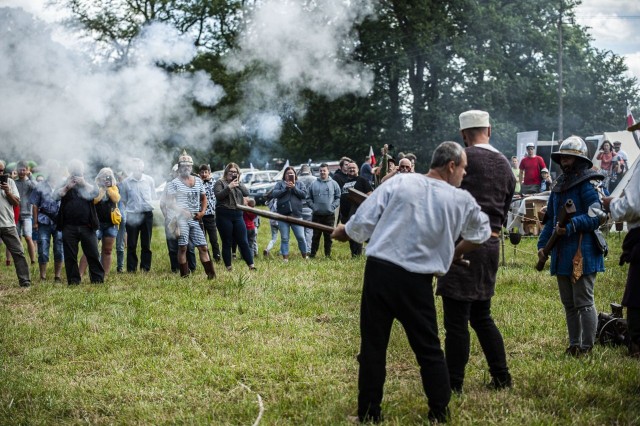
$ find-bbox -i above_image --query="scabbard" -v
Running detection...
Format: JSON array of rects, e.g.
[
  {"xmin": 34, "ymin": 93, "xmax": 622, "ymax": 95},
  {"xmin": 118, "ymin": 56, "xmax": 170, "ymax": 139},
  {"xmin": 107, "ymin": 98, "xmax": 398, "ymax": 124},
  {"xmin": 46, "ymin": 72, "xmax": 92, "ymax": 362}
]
[{"xmin": 236, "ymin": 204, "xmax": 335, "ymax": 233}]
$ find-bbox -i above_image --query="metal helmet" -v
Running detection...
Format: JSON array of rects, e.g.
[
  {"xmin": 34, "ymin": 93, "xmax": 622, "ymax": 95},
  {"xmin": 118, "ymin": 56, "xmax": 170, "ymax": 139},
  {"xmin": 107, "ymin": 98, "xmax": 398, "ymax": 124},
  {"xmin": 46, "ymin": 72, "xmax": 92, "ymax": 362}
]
[
  {"xmin": 551, "ymin": 135, "xmax": 592, "ymax": 168},
  {"xmin": 178, "ymin": 149, "xmax": 193, "ymax": 166}
]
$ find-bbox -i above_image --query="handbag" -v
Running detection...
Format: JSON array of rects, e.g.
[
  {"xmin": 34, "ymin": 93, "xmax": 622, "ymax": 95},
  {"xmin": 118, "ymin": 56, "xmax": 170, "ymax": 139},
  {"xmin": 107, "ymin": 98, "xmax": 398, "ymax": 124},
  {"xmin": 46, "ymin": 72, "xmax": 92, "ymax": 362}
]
[
  {"xmin": 111, "ymin": 206, "xmax": 123, "ymax": 226},
  {"xmin": 593, "ymin": 229, "xmax": 608, "ymax": 257}
]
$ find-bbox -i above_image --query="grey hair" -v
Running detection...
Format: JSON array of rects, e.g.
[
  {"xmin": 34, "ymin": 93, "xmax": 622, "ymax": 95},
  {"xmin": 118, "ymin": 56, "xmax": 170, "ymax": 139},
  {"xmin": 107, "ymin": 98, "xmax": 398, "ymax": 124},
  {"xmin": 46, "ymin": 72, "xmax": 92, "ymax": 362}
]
[
  {"xmin": 430, "ymin": 141, "xmax": 464, "ymax": 169},
  {"xmin": 0, "ymin": 160, "xmax": 5, "ymax": 168}
]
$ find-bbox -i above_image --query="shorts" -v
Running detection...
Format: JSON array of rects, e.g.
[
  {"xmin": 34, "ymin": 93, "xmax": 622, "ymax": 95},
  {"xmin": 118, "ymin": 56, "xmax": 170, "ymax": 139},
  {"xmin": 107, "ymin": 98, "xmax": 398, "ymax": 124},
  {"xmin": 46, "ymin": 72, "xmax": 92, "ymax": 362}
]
[
  {"xmin": 97, "ymin": 222, "xmax": 118, "ymax": 240},
  {"xmin": 17, "ymin": 217, "xmax": 33, "ymax": 238},
  {"xmin": 178, "ymin": 218, "xmax": 207, "ymax": 247}
]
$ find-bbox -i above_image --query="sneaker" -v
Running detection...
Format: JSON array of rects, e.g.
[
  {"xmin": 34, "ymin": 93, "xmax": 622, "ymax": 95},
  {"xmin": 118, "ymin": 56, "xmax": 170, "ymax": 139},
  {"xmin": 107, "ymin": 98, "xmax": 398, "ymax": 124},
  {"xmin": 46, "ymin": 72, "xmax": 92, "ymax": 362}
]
[
  {"xmin": 565, "ymin": 345, "xmax": 581, "ymax": 357},
  {"xmin": 19, "ymin": 281, "xmax": 31, "ymax": 288},
  {"xmin": 54, "ymin": 277, "xmax": 62, "ymax": 283},
  {"xmin": 263, "ymin": 249, "xmax": 269, "ymax": 257}
]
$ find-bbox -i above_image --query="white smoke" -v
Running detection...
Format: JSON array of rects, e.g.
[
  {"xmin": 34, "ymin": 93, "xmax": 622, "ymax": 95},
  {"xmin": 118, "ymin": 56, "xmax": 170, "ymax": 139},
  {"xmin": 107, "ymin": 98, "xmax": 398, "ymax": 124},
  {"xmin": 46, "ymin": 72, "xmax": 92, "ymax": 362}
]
[
  {"xmin": 0, "ymin": 8, "xmax": 224, "ymax": 179},
  {"xmin": 226, "ymin": 0, "xmax": 375, "ymax": 139}
]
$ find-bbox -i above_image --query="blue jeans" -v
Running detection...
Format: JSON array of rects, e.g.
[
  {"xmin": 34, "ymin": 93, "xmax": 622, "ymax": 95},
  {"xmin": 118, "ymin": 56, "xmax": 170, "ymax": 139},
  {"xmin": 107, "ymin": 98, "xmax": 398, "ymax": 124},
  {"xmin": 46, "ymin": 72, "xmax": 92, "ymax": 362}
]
[
  {"xmin": 301, "ymin": 207, "xmax": 313, "ymax": 254},
  {"xmin": 278, "ymin": 220, "xmax": 307, "ymax": 256},
  {"xmin": 37, "ymin": 224, "xmax": 63, "ymax": 264}
]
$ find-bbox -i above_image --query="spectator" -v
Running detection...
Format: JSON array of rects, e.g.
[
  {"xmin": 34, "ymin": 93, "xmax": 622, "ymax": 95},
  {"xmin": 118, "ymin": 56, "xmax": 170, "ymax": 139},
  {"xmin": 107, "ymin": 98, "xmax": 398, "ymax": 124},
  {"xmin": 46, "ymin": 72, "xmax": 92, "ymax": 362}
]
[
  {"xmin": 380, "ymin": 157, "xmax": 412, "ymax": 184},
  {"xmin": 114, "ymin": 170, "xmax": 127, "ymax": 273},
  {"xmin": 120, "ymin": 158, "xmax": 156, "ymax": 273},
  {"xmin": 332, "ymin": 157, "xmax": 352, "ymax": 188},
  {"xmin": 262, "ymin": 192, "xmax": 280, "ymax": 257},
  {"xmin": 198, "ymin": 164, "xmax": 222, "ymax": 262},
  {"xmin": 55, "ymin": 160, "xmax": 105, "ymax": 285},
  {"xmin": 30, "ymin": 160, "xmax": 64, "ymax": 282},
  {"xmin": 340, "ymin": 162, "xmax": 373, "ymax": 257},
  {"xmin": 297, "ymin": 164, "xmax": 317, "ymax": 256},
  {"xmin": 14, "ymin": 160, "xmax": 37, "ymax": 264},
  {"xmin": 0, "ymin": 159, "xmax": 31, "ymax": 287},
  {"xmin": 307, "ymin": 163, "xmax": 341, "ymax": 258},
  {"xmin": 596, "ymin": 140, "xmax": 620, "ymax": 191},
  {"xmin": 243, "ymin": 198, "xmax": 258, "ymax": 258},
  {"xmin": 214, "ymin": 163, "xmax": 256, "ymax": 271},
  {"xmin": 612, "ymin": 141, "xmax": 628, "ymax": 174},
  {"xmin": 272, "ymin": 166, "xmax": 308, "ymax": 261},
  {"xmin": 360, "ymin": 155, "xmax": 374, "ymax": 186},
  {"xmin": 79, "ymin": 168, "xmax": 120, "ymax": 278},
  {"xmin": 519, "ymin": 142, "xmax": 547, "ymax": 194},
  {"xmin": 510, "ymin": 156, "xmax": 521, "ymax": 194},
  {"xmin": 166, "ymin": 151, "xmax": 215, "ymax": 279},
  {"xmin": 160, "ymin": 165, "xmax": 196, "ymax": 274},
  {"xmin": 540, "ymin": 168, "xmax": 552, "ymax": 191}
]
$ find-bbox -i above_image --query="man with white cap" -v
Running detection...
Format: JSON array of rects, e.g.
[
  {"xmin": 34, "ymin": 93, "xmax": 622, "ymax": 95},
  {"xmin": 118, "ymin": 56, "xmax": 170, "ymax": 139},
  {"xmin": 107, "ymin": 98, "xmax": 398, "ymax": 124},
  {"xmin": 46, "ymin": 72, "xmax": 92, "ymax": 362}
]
[
  {"xmin": 519, "ymin": 141, "xmax": 547, "ymax": 194},
  {"xmin": 437, "ymin": 110, "xmax": 515, "ymax": 393},
  {"xmin": 540, "ymin": 167, "xmax": 552, "ymax": 191},
  {"xmin": 602, "ymin": 121, "xmax": 640, "ymax": 357}
]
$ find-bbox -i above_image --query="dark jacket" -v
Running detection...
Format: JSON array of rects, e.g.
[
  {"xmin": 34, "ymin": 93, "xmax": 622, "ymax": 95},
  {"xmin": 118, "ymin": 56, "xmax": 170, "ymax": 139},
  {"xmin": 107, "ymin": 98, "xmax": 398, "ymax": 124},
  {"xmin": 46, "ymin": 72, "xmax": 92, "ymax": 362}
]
[{"xmin": 271, "ymin": 180, "xmax": 307, "ymax": 218}]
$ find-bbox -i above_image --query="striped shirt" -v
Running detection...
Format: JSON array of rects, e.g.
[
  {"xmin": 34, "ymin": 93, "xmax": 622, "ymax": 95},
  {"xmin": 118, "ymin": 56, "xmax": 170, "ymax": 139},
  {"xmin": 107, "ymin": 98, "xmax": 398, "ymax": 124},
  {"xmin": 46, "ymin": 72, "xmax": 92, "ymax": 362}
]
[{"xmin": 167, "ymin": 176, "xmax": 205, "ymax": 213}]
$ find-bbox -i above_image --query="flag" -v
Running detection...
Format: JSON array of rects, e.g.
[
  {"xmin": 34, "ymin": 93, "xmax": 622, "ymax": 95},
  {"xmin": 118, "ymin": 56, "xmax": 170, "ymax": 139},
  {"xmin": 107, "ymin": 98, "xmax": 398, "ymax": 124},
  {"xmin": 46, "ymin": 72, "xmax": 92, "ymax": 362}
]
[
  {"xmin": 368, "ymin": 146, "xmax": 376, "ymax": 166},
  {"xmin": 282, "ymin": 159, "xmax": 289, "ymax": 171},
  {"xmin": 249, "ymin": 162, "xmax": 255, "ymax": 171},
  {"xmin": 627, "ymin": 104, "xmax": 640, "ymax": 148}
]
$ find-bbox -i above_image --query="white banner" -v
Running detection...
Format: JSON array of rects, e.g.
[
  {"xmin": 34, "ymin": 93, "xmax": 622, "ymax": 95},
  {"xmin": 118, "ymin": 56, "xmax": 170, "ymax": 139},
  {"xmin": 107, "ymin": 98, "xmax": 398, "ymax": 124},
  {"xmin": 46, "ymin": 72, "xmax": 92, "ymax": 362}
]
[{"xmin": 516, "ymin": 131, "xmax": 539, "ymax": 160}]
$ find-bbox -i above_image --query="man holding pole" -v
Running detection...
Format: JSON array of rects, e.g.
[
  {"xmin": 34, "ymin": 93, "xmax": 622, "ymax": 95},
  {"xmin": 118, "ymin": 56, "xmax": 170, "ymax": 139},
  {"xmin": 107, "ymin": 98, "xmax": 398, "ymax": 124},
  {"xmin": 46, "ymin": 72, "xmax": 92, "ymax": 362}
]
[
  {"xmin": 332, "ymin": 141, "xmax": 490, "ymax": 423},
  {"xmin": 437, "ymin": 110, "xmax": 515, "ymax": 393}
]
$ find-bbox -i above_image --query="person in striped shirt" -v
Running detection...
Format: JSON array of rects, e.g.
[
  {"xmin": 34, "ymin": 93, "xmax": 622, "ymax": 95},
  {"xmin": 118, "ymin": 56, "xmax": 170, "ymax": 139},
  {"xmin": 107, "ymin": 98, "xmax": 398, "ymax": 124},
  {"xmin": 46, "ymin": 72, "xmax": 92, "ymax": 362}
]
[{"xmin": 166, "ymin": 151, "xmax": 215, "ymax": 279}]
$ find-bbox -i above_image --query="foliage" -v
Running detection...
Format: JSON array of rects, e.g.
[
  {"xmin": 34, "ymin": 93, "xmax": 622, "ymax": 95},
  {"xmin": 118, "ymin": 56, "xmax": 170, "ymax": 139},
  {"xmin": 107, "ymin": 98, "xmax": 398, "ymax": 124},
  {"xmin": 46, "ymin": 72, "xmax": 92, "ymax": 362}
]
[
  {"xmin": 52, "ymin": 0, "xmax": 640, "ymax": 166},
  {"xmin": 1, "ymin": 225, "xmax": 639, "ymax": 424}
]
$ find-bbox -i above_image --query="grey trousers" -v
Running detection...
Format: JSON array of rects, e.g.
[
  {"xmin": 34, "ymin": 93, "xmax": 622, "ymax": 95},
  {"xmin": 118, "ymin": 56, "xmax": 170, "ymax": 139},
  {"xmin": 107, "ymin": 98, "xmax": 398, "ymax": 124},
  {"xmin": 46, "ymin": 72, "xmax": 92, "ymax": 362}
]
[
  {"xmin": 557, "ymin": 273, "xmax": 597, "ymax": 349},
  {"xmin": 0, "ymin": 226, "xmax": 31, "ymax": 286}
]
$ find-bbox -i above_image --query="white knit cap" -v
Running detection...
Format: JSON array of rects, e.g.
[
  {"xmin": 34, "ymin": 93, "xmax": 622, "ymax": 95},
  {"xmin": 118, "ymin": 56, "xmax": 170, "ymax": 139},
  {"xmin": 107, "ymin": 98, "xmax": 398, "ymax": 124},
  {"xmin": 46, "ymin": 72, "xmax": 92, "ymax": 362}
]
[{"xmin": 459, "ymin": 110, "xmax": 490, "ymax": 130}]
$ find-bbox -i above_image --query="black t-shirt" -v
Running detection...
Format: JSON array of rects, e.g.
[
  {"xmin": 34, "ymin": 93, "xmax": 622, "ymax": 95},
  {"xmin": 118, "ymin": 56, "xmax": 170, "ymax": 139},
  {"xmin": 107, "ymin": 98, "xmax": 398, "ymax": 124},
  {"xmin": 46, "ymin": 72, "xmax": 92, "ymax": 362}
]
[
  {"xmin": 340, "ymin": 176, "xmax": 373, "ymax": 223},
  {"xmin": 60, "ymin": 188, "xmax": 94, "ymax": 227}
]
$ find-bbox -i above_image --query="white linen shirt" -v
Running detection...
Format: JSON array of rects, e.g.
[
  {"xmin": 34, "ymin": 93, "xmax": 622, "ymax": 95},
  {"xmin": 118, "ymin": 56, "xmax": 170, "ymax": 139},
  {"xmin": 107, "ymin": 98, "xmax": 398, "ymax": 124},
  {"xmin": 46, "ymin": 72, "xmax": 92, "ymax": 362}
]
[
  {"xmin": 610, "ymin": 161, "xmax": 640, "ymax": 230},
  {"xmin": 345, "ymin": 173, "xmax": 490, "ymax": 275}
]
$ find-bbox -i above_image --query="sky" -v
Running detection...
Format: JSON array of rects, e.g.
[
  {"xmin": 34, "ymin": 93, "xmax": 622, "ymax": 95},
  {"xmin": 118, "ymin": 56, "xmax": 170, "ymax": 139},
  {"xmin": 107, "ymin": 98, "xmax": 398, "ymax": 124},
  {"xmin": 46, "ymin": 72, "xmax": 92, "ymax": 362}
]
[{"xmin": 576, "ymin": 0, "xmax": 640, "ymax": 85}]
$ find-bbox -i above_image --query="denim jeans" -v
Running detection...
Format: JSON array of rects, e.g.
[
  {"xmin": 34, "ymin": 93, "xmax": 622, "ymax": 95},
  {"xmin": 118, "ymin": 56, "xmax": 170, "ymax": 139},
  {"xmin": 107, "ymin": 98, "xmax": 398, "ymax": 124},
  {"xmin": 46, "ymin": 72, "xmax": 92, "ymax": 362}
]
[
  {"xmin": 37, "ymin": 223, "xmax": 63, "ymax": 264},
  {"xmin": 115, "ymin": 210, "xmax": 126, "ymax": 271},
  {"xmin": 278, "ymin": 220, "xmax": 307, "ymax": 256},
  {"xmin": 301, "ymin": 207, "xmax": 313, "ymax": 254},
  {"xmin": 557, "ymin": 273, "xmax": 597, "ymax": 349},
  {"xmin": 265, "ymin": 224, "xmax": 279, "ymax": 252},
  {"xmin": 441, "ymin": 297, "xmax": 509, "ymax": 391}
]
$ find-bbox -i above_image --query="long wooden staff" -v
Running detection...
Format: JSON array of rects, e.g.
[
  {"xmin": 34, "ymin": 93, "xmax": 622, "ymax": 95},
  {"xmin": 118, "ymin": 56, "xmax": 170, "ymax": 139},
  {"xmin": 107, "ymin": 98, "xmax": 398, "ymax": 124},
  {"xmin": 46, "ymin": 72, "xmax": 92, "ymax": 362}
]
[{"xmin": 236, "ymin": 204, "xmax": 334, "ymax": 233}]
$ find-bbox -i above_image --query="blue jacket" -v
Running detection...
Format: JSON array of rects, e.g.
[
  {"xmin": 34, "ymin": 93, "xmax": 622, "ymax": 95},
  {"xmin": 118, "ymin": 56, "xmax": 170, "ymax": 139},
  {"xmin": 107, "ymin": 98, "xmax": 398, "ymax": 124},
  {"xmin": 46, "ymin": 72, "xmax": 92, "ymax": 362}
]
[
  {"xmin": 538, "ymin": 179, "xmax": 605, "ymax": 276},
  {"xmin": 271, "ymin": 180, "xmax": 307, "ymax": 218}
]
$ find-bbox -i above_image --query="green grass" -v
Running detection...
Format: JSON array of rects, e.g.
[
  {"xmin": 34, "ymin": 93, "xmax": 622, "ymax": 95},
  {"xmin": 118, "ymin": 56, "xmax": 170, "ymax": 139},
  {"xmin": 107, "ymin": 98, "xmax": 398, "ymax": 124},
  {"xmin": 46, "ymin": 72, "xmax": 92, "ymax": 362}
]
[{"xmin": 0, "ymin": 226, "xmax": 638, "ymax": 425}]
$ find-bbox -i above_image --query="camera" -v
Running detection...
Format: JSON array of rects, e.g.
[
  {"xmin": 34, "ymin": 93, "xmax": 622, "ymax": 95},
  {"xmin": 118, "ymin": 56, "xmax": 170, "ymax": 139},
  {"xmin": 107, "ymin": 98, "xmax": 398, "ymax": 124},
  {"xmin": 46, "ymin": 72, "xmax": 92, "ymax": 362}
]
[{"xmin": 0, "ymin": 174, "xmax": 7, "ymax": 184}]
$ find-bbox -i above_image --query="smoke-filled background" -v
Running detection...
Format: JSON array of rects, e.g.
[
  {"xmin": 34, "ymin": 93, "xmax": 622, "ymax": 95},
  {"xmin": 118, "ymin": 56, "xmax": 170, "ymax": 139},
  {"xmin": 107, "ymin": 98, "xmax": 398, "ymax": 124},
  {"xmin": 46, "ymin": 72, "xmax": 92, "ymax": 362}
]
[{"xmin": 0, "ymin": 0, "xmax": 375, "ymax": 180}]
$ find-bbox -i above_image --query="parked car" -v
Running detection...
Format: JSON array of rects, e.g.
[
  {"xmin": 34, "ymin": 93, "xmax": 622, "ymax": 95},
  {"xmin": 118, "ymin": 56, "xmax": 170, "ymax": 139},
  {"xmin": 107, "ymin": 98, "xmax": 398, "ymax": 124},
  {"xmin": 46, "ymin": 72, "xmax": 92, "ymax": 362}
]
[
  {"xmin": 240, "ymin": 170, "xmax": 279, "ymax": 189},
  {"xmin": 309, "ymin": 161, "xmax": 340, "ymax": 177}
]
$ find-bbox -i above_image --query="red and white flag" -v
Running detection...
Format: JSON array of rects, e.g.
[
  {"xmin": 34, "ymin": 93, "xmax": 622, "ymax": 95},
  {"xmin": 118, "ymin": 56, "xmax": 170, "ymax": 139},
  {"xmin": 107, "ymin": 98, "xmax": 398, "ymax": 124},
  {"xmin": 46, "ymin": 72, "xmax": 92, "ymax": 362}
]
[
  {"xmin": 368, "ymin": 146, "xmax": 376, "ymax": 166},
  {"xmin": 627, "ymin": 104, "xmax": 640, "ymax": 148}
]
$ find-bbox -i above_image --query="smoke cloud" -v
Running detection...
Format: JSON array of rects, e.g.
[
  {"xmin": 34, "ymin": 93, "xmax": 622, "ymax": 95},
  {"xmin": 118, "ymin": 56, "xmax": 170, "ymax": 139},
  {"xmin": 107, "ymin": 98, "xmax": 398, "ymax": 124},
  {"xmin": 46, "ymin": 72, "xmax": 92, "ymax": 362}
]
[{"xmin": 1, "ymin": 0, "xmax": 375, "ymax": 177}]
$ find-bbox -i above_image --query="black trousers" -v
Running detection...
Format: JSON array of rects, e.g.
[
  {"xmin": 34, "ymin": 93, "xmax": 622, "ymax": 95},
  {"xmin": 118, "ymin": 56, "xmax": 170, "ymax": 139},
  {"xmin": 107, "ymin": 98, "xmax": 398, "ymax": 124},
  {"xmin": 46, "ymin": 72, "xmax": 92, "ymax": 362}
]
[
  {"xmin": 358, "ymin": 257, "xmax": 450, "ymax": 420},
  {"xmin": 441, "ymin": 297, "xmax": 509, "ymax": 390},
  {"xmin": 62, "ymin": 224, "xmax": 104, "ymax": 284},
  {"xmin": 310, "ymin": 213, "xmax": 334, "ymax": 257},
  {"xmin": 125, "ymin": 211, "xmax": 153, "ymax": 272},
  {"xmin": 201, "ymin": 215, "xmax": 221, "ymax": 259},
  {"xmin": 164, "ymin": 225, "xmax": 196, "ymax": 272}
]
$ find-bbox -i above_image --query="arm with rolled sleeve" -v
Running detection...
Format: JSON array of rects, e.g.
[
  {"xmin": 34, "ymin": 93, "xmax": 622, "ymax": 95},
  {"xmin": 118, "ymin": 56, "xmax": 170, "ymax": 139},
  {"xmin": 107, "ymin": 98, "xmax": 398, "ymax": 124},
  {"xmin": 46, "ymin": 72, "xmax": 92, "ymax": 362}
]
[{"xmin": 610, "ymin": 167, "xmax": 640, "ymax": 223}]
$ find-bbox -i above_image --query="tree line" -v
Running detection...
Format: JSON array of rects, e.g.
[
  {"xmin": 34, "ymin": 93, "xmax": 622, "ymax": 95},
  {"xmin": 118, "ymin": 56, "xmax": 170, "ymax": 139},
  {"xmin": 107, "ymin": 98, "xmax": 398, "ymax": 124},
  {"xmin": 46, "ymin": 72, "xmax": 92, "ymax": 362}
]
[{"xmin": 57, "ymin": 0, "xmax": 639, "ymax": 170}]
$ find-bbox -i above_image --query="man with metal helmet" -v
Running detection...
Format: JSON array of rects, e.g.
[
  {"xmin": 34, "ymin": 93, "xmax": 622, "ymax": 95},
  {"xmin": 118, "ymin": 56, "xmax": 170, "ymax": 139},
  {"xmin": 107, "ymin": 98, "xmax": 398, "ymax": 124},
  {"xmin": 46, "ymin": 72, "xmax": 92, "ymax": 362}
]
[
  {"xmin": 537, "ymin": 135, "xmax": 606, "ymax": 356},
  {"xmin": 166, "ymin": 150, "xmax": 216, "ymax": 279}
]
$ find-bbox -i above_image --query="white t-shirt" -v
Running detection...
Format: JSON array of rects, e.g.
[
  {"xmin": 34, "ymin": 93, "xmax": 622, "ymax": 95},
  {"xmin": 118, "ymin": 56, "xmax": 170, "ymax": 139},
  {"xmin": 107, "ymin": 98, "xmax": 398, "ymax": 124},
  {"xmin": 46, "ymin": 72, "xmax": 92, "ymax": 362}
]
[
  {"xmin": 0, "ymin": 178, "xmax": 19, "ymax": 228},
  {"xmin": 345, "ymin": 173, "xmax": 490, "ymax": 275}
]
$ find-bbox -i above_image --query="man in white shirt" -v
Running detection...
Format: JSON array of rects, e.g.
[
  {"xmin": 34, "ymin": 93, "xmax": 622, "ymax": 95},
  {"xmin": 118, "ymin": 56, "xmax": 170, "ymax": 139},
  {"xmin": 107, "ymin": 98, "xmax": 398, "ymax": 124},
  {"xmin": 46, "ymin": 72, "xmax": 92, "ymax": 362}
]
[
  {"xmin": 0, "ymin": 160, "xmax": 31, "ymax": 287},
  {"xmin": 332, "ymin": 141, "xmax": 490, "ymax": 423}
]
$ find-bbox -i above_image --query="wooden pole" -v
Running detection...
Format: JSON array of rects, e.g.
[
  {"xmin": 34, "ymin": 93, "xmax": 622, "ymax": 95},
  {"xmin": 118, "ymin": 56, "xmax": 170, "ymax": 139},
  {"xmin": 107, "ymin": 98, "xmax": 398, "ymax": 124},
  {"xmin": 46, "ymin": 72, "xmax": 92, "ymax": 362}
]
[{"xmin": 236, "ymin": 204, "xmax": 334, "ymax": 233}]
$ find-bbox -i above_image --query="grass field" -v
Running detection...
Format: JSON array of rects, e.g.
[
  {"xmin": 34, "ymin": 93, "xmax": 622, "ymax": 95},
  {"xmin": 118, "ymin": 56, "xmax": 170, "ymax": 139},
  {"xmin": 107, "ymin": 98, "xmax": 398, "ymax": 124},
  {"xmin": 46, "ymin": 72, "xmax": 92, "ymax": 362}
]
[{"xmin": 0, "ymin": 224, "xmax": 638, "ymax": 425}]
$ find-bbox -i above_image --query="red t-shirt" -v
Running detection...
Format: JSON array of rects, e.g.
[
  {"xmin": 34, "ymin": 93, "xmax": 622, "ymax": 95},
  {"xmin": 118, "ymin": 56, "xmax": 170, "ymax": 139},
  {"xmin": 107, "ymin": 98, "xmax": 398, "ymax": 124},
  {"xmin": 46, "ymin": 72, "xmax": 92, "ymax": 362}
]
[{"xmin": 519, "ymin": 155, "xmax": 546, "ymax": 185}]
